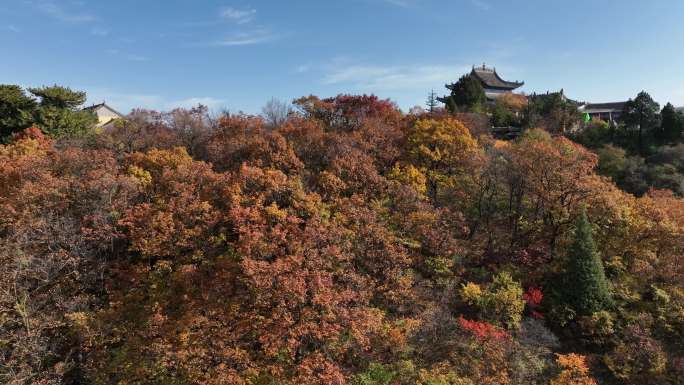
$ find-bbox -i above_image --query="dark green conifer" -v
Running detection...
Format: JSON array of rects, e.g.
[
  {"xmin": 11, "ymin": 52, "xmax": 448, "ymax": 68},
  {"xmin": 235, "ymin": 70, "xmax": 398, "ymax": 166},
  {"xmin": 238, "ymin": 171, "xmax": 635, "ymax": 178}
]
[
  {"xmin": 439, "ymin": 74, "xmax": 485, "ymax": 113},
  {"xmin": 561, "ymin": 209, "xmax": 612, "ymax": 315}
]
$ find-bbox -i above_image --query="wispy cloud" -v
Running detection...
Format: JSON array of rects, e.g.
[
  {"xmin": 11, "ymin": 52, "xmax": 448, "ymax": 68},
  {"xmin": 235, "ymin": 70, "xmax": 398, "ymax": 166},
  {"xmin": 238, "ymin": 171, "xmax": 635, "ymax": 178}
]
[
  {"xmin": 382, "ymin": 0, "xmax": 411, "ymax": 7},
  {"xmin": 90, "ymin": 27, "xmax": 110, "ymax": 36},
  {"xmin": 84, "ymin": 89, "xmax": 164, "ymax": 113},
  {"xmin": 298, "ymin": 58, "xmax": 472, "ymax": 109},
  {"xmin": 104, "ymin": 49, "xmax": 150, "ymax": 63},
  {"xmin": 321, "ymin": 62, "xmax": 469, "ymax": 91},
  {"xmin": 186, "ymin": 6, "xmax": 281, "ymax": 47},
  {"xmin": 171, "ymin": 97, "xmax": 226, "ymax": 110},
  {"xmin": 126, "ymin": 54, "xmax": 150, "ymax": 62},
  {"xmin": 26, "ymin": 0, "xmax": 97, "ymax": 23},
  {"xmin": 85, "ymin": 88, "xmax": 226, "ymax": 113},
  {"xmin": 220, "ymin": 7, "xmax": 257, "ymax": 24},
  {"xmin": 470, "ymin": 0, "xmax": 491, "ymax": 11},
  {"xmin": 5, "ymin": 24, "xmax": 20, "ymax": 32},
  {"xmin": 295, "ymin": 64, "xmax": 312, "ymax": 74},
  {"xmin": 214, "ymin": 29, "xmax": 275, "ymax": 46}
]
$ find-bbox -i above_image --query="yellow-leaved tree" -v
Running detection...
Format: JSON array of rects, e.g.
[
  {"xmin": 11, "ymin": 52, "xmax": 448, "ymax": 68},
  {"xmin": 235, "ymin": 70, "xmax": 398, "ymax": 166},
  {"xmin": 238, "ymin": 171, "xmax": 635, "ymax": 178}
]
[{"xmin": 550, "ymin": 354, "xmax": 597, "ymax": 385}]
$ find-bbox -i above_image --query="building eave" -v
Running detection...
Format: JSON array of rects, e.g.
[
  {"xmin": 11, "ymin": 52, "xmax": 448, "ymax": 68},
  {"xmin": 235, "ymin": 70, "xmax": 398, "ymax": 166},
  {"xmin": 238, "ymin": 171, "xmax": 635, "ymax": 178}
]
[{"xmin": 471, "ymin": 67, "xmax": 524, "ymax": 91}]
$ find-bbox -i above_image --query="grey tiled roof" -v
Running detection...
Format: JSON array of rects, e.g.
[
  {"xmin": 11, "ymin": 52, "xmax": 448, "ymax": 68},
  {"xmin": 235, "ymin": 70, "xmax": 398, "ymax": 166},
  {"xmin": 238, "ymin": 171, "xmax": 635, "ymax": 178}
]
[
  {"xmin": 583, "ymin": 102, "xmax": 628, "ymax": 111},
  {"xmin": 471, "ymin": 65, "xmax": 524, "ymax": 90},
  {"xmin": 586, "ymin": 102, "xmax": 627, "ymax": 111}
]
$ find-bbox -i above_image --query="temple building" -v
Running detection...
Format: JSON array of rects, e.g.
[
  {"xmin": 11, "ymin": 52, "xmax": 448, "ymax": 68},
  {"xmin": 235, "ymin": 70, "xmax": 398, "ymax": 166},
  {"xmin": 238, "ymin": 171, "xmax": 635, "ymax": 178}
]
[
  {"xmin": 578, "ymin": 101, "xmax": 628, "ymax": 125},
  {"xmin": 470, "ymin": 64, "xmax": 524, "ymax": 101},
  {"xmin": 83, "ymin": 102, "xmax": 124, "ymax": 128}
]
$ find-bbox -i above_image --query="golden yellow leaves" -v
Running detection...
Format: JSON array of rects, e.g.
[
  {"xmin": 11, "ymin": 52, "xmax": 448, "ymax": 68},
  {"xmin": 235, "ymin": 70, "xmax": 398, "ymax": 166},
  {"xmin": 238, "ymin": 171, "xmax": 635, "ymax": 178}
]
[{"xmin": 551, "ymin": 354, "xmax": 597, "ymax": 385}]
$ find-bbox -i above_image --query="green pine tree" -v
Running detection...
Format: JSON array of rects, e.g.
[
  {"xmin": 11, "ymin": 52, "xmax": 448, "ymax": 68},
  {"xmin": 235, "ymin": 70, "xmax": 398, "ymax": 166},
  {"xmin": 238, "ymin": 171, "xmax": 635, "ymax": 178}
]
[
  {"xmin": 439, "ymin": 74, "xmax": 485, "ymax": 113},
  {"xmin": 658, "ymin": 102, "xmax": 684, "ymax": 143},
  {"xmin": 29, "ymin": 85, "xmax": 97, "ymax": 139},
  {"xmin": 561, "ymin": 209, "xmax": 612, "ymax": 316},
  {"xmin": 0, "ymin": 85, "xmax": 37, "ymax": 142}
]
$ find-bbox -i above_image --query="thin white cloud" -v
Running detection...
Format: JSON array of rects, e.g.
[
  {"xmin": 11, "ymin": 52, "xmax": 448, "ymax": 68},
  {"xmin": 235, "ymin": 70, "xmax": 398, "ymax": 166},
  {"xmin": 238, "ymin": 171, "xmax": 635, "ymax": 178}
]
[
  {"xmin": 296, "ymin": 59, "xmax": 472, "ymax": 111},
  {"xmin": 323, "ymin": 66, "xmax": 394, "ymax": 85},
  {"xmin": 295, "ymin": 64, "xmax": 312, "ymax": 74},
  {"xmin": 26, "ymin": 0, "xmax": 97, "ymax": 23},
  {"xmin": 103, "ymin": 49, "xmax": 150, "ymax": 62},
  {"xmin": 84, "ymin": 89, "xmax": 163, "ymax": 114},
  {"xmin": 322, "ymin": 63, "xmax": 470, "ymax": 91},
  {"xmin": 470, "ymin": 0, "xmax": 491, "ymax": 11},
  {"xmin": 90, "ymin": 27, "xmax": 110, "ymax": 36},
  {"xmin": 220, "ymin": 7, "xmax": 257, "ymax": 24},
  {"xmin": 85, "ymin": 87, "xmax": 226, "ymax": 113},
  {"xmin": 383, "ymin": 0, "xmax": 411, "ymax": 7},
  {"xmin": 170, "ymin": 97, "xmax": 226, "ymax": 110},
  {"xmin": 214, "ymin": 29, "xmax": 275, "ymax": 46},
  {"xmin": 126, "ymin": 54, "xmax": 150, "ymax": 62},
  {"xmin": 117, "ymin": 37, "xmax": 136, "ymax": 44},
  {"xmin": 6, "ymin": 24, "xmax": 20, "ymax": 32}
]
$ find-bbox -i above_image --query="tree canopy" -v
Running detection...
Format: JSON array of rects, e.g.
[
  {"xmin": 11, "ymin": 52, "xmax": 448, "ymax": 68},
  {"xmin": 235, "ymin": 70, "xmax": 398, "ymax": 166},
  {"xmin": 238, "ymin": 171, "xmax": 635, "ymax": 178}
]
[
  {"xmin": 0, "ymin": 84, "xmax": 97, "ymax": 141},
  {"xmin": 0, "ymin": 85, "xmax": 36, "ymax": 141},
  {"xmin": 3, "ymin": 92, "xmax": 684, "ymax": 385},
  {"xmin": 439, "ymin": 74, "xmax": 486, "ymax": 113}
]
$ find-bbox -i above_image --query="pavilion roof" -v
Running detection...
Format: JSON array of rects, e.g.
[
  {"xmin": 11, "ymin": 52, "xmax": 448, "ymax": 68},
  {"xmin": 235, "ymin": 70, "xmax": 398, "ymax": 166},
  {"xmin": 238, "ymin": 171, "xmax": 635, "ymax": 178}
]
[
  {"xmin": 471, "ymin": 65, "xmax": 524, "ymax": 91},
  {"xmin": 581, "ymin": 101, "xmax": 627, "ymax": 112}
]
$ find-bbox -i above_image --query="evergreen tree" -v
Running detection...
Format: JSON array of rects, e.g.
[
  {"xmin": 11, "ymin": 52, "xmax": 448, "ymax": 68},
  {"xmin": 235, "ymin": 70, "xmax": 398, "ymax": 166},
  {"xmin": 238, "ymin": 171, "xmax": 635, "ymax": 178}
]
[
  {"xmin": 560, "ymin": 209, "xmax": 612, "ymax": 316},
  {"xmin": 622, "ymin": 91, "xmax": 660, "ymax": 154},
  {"xmin": 658, "ymin": 102, "xmax": 683, "ymax": 143},
  {"xmin": 439, "ymin": 74, "xmax": 485, "ymax": 113},
  {"xmin": 426, "ymin": 89, "xmax": 438, "ymax": 114},
  {"xmin": 28, "ymin": 85, "xmax": 97, "ymax": 138},
  {"xmin": 0, "ymin": 85, "xmax": 36, "ymax": 142},
  {"xmin": 29, "ymin": 85, "xmax": 87, "ymax": 109}
]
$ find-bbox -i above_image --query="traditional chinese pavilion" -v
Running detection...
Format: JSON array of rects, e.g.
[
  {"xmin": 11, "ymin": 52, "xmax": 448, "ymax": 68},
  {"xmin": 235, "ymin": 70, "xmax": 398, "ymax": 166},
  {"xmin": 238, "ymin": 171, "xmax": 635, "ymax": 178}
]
[{"xmin": 469, "ymin": 64, "xmax": 524, "ymax": 101}]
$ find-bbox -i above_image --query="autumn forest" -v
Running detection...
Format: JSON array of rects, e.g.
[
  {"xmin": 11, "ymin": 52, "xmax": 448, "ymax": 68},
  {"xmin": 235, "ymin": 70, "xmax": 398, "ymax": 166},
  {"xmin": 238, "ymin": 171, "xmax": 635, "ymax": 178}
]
[{"xmin": 3, "ymin": 86, "xmax": 684, "ymax": 385}]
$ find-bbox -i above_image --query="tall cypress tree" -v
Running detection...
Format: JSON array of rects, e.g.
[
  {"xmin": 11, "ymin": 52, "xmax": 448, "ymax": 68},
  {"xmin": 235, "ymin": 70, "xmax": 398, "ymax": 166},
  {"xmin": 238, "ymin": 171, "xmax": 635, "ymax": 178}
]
[{"xmin": 561, "ymin": 209, "xmax": 612, "ymax": 315}]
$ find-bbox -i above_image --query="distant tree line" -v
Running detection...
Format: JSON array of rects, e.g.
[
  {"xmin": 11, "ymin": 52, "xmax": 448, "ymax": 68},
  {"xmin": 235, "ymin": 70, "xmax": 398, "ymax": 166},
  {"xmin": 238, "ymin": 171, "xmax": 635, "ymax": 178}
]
[
  {"xmin": 573, "ymin": 91, "xmax": 684, "ymax": 196},
  {"xmin": 435, "ymin": 71, "xmax": 684, "ymax": 197}
]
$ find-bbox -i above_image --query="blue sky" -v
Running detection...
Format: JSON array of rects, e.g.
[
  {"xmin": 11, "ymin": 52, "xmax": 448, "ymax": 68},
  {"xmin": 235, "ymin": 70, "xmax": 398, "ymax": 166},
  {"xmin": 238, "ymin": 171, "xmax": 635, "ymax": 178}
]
[{"xmin": 2, "ymin": 0, "xmax": 683, "ymax": 114}]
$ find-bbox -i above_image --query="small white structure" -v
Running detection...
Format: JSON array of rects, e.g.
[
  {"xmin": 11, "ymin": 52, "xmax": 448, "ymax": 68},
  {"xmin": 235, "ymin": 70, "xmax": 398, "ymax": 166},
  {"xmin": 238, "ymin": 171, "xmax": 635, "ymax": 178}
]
[{"xmin": 83, "ymin": 103, "xmax": 125, "ymax": 128}]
